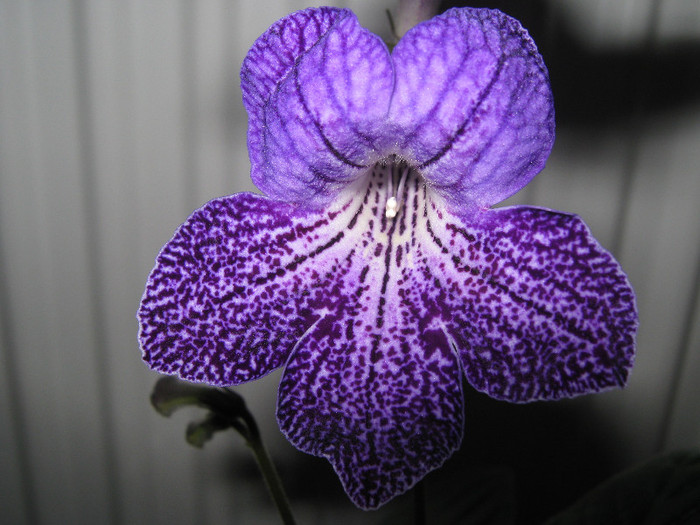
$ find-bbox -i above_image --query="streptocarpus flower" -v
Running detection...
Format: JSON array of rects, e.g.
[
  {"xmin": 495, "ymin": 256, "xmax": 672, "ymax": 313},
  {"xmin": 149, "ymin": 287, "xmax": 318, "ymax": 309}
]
[{"xmin": 138, "ymin": 7, "xmax": 637, "ymax": 509}]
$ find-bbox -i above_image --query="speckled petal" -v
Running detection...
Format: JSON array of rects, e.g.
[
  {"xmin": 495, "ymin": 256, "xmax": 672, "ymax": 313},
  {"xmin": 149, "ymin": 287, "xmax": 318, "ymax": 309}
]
[
  {"xmin": 420, "ymin": 204, "xmax": 637, "ymax": 402},
  {"xmin": 277, "ymin": 284, "xmax": 463, "ymax": 510},
  {"xmin": 241, "ymin": 8, "xmax": 393, "ymax": 207},
  {"xmin": 389, "ymin": 8, "xmax": 554, "ymax": 211},
  {"xmin": 138, "ymin": 192, "xmax": 362, "ymax": 386},
  {"xmin": 273, "ymin": 165, "xmax": 463, "ymax": 509}
]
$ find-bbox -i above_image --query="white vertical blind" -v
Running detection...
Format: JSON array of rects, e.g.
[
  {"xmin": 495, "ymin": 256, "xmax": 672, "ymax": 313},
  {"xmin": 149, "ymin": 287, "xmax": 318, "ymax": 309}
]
[
  {"xmin": 0, "ymin": 2, "xmax": 113, "ymax": 523},
  {"xmin": 0, "ymin": 0, "xmax": 698, "ymax": 523}
]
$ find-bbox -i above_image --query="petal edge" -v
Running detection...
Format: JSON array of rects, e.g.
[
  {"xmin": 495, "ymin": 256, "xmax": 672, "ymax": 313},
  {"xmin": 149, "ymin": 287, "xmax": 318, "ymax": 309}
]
[
  {"xmin": 421, "ymin": 204, "xmax": 637, "ymax": 402},
  {"xmin": 390, "ymin": 8, "xmax": 555, "ymax": 211}
]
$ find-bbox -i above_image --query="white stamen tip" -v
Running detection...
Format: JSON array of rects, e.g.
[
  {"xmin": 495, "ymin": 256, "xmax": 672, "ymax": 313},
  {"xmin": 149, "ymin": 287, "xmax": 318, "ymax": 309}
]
[{"xmin": 385, "ymin": 196, "xmax": 399, "ymax": 218}]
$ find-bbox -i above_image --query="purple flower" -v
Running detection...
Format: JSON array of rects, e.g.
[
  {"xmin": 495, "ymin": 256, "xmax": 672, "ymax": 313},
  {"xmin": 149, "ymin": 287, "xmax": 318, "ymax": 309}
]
[{"xmin": 138, "ymin": 7, "xmax": 637, "ymax": 509}]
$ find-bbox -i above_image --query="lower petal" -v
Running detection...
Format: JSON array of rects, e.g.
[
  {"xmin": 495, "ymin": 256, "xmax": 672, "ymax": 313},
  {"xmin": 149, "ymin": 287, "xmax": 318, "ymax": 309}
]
[
  {"xmin": 277, "ymin": 282, "xmax": 463, "ymax": 509},
  {"xmin": 422, "ymin": 204, "xmax": 637, "ymax": 402}
]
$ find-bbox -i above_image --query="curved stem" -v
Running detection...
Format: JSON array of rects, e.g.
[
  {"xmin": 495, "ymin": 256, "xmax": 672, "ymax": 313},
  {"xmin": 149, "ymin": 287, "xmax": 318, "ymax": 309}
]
[
  {"xmin": 241, "ymin": 411, "xmax": 297, "ymax": 525},
  {"xmin": 150, "ymin": 379, "xmax": 297, "ymax": 524}
]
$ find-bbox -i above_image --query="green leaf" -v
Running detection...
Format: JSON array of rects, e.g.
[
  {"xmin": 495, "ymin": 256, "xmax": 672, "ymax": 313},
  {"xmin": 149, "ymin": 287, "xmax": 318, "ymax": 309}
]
[
  {"xmin": 545, "ymin": 451, "xmax": 700, "ymax": 525},
  {"xmin": 186, "ymin": 412, "xmax": 231, "ymax": 448},
  {"xmin": 150, "ymin": 376, "xmax": 246, "ymax": 418}
]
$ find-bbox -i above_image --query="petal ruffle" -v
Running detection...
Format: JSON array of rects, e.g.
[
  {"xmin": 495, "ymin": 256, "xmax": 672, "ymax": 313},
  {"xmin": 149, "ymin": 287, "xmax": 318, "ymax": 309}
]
[
  {"xmin": 138, "ymin": 192, "xmax": 361, "ymax": 385},
  {"xmin": 241, "ymin": 8, "xmax": 393, "ymax": 207},
  {"xmin": 389, "ymin": 8, "xmax": 554, "ymax": 211},
  {"xmin": 420, "ymin": 202, "xmax": 637, "ymax": 402}
]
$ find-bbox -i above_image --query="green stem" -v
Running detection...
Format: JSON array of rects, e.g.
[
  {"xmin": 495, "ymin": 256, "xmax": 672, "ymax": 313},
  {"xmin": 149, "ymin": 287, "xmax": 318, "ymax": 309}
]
[
  {"xmin": 242, "ymin": 412, "xmax": 297, "ymax": 525},
  {"xmin": 151, "ymin": 379, "xmax": 297, "ymax": 523}
]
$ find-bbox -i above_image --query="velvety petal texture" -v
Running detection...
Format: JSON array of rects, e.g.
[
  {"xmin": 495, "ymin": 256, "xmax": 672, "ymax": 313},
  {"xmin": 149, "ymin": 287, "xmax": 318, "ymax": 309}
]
[
  {"xmin": 241, "ymin": 7, "xmax": 554, "ymax": 214},
  {"xmin": 241, "ymin": 7, "xmax": 394, "ymax": 207},
  {"xmin": 390, "ymin": 8, "xmax": 554, "ymax": 211},
  {"xmin": 139, "ymin": 5, "xmax": 637, "ymax": 511}
]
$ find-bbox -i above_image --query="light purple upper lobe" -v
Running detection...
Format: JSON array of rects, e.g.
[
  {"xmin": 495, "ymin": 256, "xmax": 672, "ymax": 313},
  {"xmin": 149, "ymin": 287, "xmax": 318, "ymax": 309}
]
[
  {"xmin": 241, "ymin": 7, "xmax": 553, "ymax": 214},
  {"xmin": 241, "ymin": 8, "xmax": 393, "ymax": 207},
  {"xmin": 389, "ymin": 9, "xmax": 554, "ymax": 210}
]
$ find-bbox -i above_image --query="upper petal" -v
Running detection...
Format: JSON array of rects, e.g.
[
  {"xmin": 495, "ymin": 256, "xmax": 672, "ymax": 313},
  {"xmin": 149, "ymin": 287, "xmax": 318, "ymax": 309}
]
[
  {"xmin": 138, "ymin": 192, "xmax": 359, "ymax": 386},
  {"xmin": 420, "ymin": 203, "xmax": 637, "ymax": 402},
  {"xmin": 389, "ymin": 8, "xmax": 554, "ymax": 211},
  {"xmin": 241, "ymin": 8, "xmax": 394, "ymax": 208}
]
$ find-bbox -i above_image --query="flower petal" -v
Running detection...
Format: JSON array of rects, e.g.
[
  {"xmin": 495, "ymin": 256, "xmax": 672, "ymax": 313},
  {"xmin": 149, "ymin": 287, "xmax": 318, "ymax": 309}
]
[
  {"xmin": 277, "ymin": 308, "xmax": 463, "ymax": 510},
  {"xmin": 241, "ymin": 8, "xmax": 394, "ymax": 207},
  {"xmin": 389, "ymin": 8, "xmax": 554, "ymax": 211},
  {"xmin": 138, "ymin": 193, "xmax": 360, "ymax": 385},
  {"xmin": 275, "ymin": 168, "xmax": 464, "ymax": 509},
  {"xmin": 421, "ymin": 203, "xmax": 637, "ymax": 402}
]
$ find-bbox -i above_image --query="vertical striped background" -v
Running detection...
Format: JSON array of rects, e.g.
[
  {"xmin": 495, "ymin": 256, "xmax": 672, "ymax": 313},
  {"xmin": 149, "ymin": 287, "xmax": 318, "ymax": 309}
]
[{"xmin": 0, "ymin": 1, "xmax": 698, "ymax": 523}]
